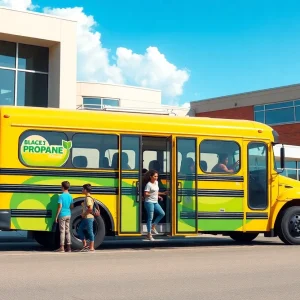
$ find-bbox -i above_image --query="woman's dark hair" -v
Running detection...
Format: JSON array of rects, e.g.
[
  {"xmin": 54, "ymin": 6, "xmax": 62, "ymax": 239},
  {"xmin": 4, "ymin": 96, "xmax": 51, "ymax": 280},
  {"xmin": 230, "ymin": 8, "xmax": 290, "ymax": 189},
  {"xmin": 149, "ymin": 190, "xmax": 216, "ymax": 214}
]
[
  {"xmin": 142, "ymin": 169, "xmax": 158, "ymax": 188},
  {"xmin": 218, "ymin": 153, "xmax": 229, "ymax": 163}
]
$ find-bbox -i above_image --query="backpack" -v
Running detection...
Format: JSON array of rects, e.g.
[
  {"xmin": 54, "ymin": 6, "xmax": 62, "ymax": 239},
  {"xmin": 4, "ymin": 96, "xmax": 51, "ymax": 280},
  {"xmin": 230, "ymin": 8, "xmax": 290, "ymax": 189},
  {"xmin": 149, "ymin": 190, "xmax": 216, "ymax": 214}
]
[{"xmin": 92, "ymin": 198, "xmax": 100, "ymax": 217}]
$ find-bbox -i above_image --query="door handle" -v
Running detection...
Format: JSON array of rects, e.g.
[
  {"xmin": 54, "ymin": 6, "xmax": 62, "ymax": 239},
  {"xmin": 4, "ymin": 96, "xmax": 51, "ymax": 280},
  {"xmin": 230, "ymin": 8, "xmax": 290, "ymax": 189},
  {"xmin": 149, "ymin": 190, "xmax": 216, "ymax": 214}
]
[{"xmin": 177, "ymin": 182, "xmax": 182, "ymax": 203}]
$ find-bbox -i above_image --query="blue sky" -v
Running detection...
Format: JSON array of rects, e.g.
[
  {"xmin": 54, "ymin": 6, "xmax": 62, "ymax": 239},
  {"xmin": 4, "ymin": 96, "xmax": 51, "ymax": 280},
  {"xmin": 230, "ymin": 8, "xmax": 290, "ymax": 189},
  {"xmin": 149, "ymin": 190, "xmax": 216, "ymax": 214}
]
[{"xmin": 9, "ymin": 0, "xmax": 300, "ymax": 104}]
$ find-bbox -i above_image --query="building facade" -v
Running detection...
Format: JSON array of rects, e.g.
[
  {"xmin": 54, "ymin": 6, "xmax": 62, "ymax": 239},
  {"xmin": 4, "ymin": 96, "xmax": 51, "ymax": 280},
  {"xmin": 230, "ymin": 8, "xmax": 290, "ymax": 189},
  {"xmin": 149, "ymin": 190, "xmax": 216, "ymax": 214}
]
[
  {"xmin": 191, "ymin": 83, "xmax": 300, "ymax": 145},
  {"xmin": 76, "ymin": 81, "xmax": 191, "ymax": 116},
  {"xmin": 0, "ymin": 7, "xmax": 191, "ymax": 117},
  {"xmin": 0, "ymin": 7, "xmax": 77, "ymax": 109}
]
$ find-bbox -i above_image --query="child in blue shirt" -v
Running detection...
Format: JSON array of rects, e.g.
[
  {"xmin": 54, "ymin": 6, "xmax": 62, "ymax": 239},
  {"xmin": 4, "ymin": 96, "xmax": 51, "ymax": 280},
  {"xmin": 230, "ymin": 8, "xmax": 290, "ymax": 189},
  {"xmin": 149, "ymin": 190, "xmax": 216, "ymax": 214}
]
[{"xmin": 55, "ymin": 181, "xmax": 73, "ymax": 252}]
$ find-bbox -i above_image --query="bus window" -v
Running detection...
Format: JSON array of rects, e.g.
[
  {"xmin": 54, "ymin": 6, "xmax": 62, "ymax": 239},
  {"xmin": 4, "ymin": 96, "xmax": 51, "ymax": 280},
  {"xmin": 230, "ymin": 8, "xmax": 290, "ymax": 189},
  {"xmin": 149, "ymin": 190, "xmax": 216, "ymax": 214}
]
[
  {"xmin": 71, "ymin": 133, "xmax": 118, "ymax": 169},
  {"xmin": 143, "ymin": 151, "xmax": 157, "ymax": 170},
  {"xmin": 199, "ymin": 140, "xmax": 240, "ymax": 173},
  {"xmin": 248, "ymin": 142, "xmax": 268, "ymax": 209}
]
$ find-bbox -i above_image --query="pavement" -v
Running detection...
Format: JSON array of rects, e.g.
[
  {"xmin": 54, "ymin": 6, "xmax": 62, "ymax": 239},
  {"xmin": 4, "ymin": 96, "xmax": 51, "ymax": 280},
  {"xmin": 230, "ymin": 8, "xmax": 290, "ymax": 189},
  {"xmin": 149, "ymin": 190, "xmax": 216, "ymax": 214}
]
[{"xmin": 0, "ymin": 234, "xmax": 299, "ymax": 300}]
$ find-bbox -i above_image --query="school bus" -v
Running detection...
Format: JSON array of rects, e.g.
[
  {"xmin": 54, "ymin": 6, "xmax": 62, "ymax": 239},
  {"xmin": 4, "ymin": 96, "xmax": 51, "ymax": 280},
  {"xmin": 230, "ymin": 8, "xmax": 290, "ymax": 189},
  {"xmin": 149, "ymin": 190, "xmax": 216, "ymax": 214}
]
[{"xmin": 0, "ymin": 105, "xmax": 298, "ymax": 249}]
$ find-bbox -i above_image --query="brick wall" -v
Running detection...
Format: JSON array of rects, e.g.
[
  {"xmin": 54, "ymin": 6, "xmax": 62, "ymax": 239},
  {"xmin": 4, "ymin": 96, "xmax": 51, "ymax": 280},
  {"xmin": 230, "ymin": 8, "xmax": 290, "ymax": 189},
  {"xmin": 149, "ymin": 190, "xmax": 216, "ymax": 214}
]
[
  {"xmin": 196, "ymin": 105, "xmax": 254, "ymax": 120},
  {"xmin": 195, "ymin": 105, "xmax": 300, "ymax": 145},
  {"xmin": 272, "ymin": 124, "xmax": 300, "ymax": 145}
]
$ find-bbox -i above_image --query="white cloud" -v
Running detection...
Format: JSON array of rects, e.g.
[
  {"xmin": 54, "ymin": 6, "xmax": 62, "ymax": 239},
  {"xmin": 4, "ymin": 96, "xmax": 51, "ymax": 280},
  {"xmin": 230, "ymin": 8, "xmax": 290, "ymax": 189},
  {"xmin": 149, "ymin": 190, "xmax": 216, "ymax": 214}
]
[
  {"xmin": 116, "ymin": 47, "xmax": 189, "ymax": 98},
  {"xmin": 1, "ymin": 0, "xmax": 190, "ymax": 100},
  {"xmin": 44, "ymin": 7, "xmax": 124, "ymax": 84},
  {"xmin": 181, "ymin": 102, "xmax": 190, "ymax": 108},
  {"xmin": 0, "ymin": 0, "xmax": 35, "ymax": 10}
]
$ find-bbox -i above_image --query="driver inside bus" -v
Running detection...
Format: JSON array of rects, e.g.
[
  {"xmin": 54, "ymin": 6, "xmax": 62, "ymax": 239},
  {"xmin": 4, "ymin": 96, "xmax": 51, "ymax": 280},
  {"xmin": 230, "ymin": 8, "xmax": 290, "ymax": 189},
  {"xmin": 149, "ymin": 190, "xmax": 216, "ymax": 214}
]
[{"xmin": 211, "ymin": 153, "xmax": 239, "ymax": 173}]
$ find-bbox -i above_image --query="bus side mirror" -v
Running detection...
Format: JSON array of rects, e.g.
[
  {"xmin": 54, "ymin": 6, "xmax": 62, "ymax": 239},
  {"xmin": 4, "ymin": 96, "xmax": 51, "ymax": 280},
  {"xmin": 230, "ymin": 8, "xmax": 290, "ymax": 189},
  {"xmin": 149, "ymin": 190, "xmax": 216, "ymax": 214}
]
[{"xmin": 280, "ymin": 145, "xmax": 285, "ymax": 169}]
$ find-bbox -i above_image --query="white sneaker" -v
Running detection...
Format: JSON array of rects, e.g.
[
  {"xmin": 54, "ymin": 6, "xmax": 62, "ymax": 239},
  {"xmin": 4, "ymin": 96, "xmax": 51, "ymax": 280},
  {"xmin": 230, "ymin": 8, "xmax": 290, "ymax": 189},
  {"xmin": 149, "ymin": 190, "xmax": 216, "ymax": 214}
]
[
  {"xmin": 151, "ymin": 227, "xmax": 159, "ymax": 235},
  {"xmin": 147, "ymin": 235, "xmax": 154, "ymax": 241}
]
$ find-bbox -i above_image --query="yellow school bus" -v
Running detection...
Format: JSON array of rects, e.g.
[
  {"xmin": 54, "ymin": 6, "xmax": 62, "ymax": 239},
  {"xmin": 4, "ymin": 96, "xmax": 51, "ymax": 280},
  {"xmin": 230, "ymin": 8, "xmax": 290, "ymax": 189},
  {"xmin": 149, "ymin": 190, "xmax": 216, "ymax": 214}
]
[{"xmin": 0, "ymin": 105, "xmax": 298, "ymax": 249}]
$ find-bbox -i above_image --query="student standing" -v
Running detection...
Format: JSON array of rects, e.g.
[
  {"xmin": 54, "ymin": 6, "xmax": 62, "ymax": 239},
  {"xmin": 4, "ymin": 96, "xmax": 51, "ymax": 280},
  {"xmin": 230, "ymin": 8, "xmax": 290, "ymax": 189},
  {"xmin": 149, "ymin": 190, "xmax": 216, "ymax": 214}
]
[
  {"xmin": 78, "ymin": 183, "xmax": 95, "ymax": 252},
  {"xmin": 144, "ymin": 170, "xmax": 168, "ymax": 241},
  {"xmin": 55, "ymin": 181, "xmax": 73, "ymax": 252}
]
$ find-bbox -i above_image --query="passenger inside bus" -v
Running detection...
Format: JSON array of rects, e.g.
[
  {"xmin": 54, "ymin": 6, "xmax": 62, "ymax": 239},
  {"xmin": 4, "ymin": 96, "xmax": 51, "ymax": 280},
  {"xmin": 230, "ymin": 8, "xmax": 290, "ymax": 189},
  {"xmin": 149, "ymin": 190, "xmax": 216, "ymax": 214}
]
[
  {"xmin": 99, "ymin": 157, "xmax": 110, "ymax": 168},
  {"xmin": 200, "ymin": 160, "xmax": 207, "ymax": 172},
  {"xmin": 73, "ymin": 156, "xmax": 88, "ymax": 168},
  {"xmin": 211, "ymin": 153, "xmax": 239, "ymax": 173},
  {"xmin": 180, "ymin": 157, "xmax": 195, "ymax": 174},
  {"xmin": 111, "ymin": 152, "xmax": 131, "ymax": 170}
]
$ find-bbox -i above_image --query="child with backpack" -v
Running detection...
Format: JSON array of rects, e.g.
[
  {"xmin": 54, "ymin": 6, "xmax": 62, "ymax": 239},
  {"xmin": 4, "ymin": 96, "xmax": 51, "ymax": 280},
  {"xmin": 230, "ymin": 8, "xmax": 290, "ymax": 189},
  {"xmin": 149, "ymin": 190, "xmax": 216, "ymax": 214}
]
[{"xmin": 78, "ymin": 183, "xmax": 100, "ymax": 252}]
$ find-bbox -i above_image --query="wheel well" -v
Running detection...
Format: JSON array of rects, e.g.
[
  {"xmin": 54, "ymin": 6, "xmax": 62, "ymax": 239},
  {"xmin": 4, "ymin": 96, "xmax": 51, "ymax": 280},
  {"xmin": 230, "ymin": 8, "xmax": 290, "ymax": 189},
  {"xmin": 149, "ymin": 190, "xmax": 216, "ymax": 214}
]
[
  {"xmin": 274, "ymin": 199, "xmax": 300, "ymax": 235},
  {"xmin": 73, "ymin": 198, "xmax": 114, "ymax": 236}
]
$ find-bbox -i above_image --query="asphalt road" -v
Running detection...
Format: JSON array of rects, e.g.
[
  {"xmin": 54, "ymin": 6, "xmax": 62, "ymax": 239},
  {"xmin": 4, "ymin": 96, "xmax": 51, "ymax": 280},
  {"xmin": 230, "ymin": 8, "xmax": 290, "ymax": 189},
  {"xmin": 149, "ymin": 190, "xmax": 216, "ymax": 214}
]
[{"xmin": 0, "ymin": 236, "xmax": 299, "ymax": 300}]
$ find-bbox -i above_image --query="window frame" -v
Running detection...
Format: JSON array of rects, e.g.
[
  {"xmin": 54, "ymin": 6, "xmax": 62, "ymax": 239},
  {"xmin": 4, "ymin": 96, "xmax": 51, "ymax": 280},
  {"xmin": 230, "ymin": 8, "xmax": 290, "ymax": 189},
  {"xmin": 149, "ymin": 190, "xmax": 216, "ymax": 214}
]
[
  {"xmin": 265, "ymin": 107, "xmax": 295, "ymax": 125},
  {"xmin": 18, "ymin": 129, "xmax": 69, "ymax": 168},
  {"xmin": 82, "ymin": 97, "xmax": 120, "ymax": 110},
  {"xmin": 71, "ymin": 132, "xmax": 119, "ymax": 170},
  {"xmin": 199, "ymin": 139, "xmax": 241, "ymax": 174},
  {"xmin": 247, "ymin": 141, "xmax": 268, "ymax": 210},
  {"xmin": 254, "ymin": 100, "xmax": 300, "ymax": 126}
]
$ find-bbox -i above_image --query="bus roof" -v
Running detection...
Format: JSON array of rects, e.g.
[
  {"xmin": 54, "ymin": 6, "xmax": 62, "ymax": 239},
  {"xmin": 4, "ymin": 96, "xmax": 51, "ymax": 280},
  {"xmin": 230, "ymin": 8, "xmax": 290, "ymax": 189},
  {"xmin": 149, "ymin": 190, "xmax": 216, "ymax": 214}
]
[{"xmin": 0, "ymin": 106, "xmax": 274, "ymax": 140}]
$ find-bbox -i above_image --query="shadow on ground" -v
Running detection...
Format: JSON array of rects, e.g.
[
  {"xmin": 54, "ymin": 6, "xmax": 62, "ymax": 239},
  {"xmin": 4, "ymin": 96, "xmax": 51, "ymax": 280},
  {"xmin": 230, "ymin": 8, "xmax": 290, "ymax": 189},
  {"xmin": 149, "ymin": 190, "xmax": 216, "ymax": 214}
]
[{"xmin": 0, "ymin": 235, "xmax": 284, "ymax": 252}]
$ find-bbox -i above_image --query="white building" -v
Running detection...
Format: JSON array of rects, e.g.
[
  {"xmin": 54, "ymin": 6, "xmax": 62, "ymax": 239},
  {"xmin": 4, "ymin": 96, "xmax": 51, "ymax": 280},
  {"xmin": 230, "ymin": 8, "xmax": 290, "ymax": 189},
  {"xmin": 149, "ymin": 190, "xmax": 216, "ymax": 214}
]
[{"xmin": 0, "ymin": 6, "xmax": 191, "ymax": 116}]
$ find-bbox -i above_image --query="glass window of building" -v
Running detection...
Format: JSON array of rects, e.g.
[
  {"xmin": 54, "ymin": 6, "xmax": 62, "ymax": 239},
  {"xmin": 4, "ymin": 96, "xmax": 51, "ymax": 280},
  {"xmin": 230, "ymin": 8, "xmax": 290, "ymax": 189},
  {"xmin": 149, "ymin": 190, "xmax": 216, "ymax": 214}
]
[
  {"xmin": 0, "ymin": 40, "xmax": 49, "ymax": 108},
  {"xmin": 295, "ymin": 106, "xmax": 300, "ymax": 121},
  {"xmin": 265, "ymin": 101, "xmax": 294, "ymax": 110},
  {"xmin": 83, "ymin": 97, "xmax": 120, "ymax": 110},
  {"xmin": 0, "ymin": 41, "xmax": 16, "ymax": 68},
  {"xmin": 0, "ymin": 69, "xmax": 15, "ymax": 106},
  {"xmin": 17, "ymin": 72, "xmax": 48, "ymax": 107},
  {"xmin": 254, "ymin": 99, "xmax": 300, "ymax": 125},
  {"xmin": 18, "ymin": 44, "xmax": 49, "ymax": 72},
  {"xmin": 265, "ymin": 107, "xmax": 294, "ymax": 125},
  {"xmin": 254, "ymin": 111, "xmax": 264, "ymax": 123},
  {"xmin": 102, "ymin": 98, "xmax": 119, "ymax": 107}
]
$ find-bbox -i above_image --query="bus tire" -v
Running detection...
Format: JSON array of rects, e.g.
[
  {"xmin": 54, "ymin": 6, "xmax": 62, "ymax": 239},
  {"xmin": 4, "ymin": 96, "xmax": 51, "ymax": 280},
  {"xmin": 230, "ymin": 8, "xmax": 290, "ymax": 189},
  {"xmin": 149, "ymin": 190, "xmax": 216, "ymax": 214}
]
[
  {"xmin": 278, "ymin": 206, "xmax": 300, "ymax": 245},
  {"xmin": 70, "ymin": 206, "xmax": 106, "ymax": 250},
  {"xmin": 229, "ymin": 232, "xmax": 258, "ymax": 243}
]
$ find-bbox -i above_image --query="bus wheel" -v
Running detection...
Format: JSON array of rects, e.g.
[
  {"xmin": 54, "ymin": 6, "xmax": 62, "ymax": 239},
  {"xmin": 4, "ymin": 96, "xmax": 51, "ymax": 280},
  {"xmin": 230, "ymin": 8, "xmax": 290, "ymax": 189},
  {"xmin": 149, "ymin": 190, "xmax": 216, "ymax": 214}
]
[
  {"xmin": 34, "ymin": 231, "xmax": 59, "ymax": 249},
  {"xmin": 70, "ymin": 206, "xmax": 106, "ymax": 250},
  {"xmin": 278, "ymin": 206, "xmax": 300, "ymax": 245},
  {"xmin": 229, "ymin": 232, "xmax": 259, "ymax": 243}
]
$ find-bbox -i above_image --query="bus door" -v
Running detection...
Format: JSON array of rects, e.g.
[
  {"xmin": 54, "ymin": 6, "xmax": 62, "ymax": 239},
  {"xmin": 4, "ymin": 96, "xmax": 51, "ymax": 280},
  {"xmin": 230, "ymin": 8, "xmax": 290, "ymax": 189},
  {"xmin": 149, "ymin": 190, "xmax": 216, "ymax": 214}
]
[
  {"xmin": 118, "ymin": 135, "xmax": 142, "ymax": 235},
  {"xmin": 174, "ymin": 137, "xmax": 198, "ymax": 234},
  {"xmin": 164, "ymin": 135, "xmax": 172, "ymax": 233},
  {"xmin": 244, "ymin": 140, "xmax": 270, "ymax": 232}
]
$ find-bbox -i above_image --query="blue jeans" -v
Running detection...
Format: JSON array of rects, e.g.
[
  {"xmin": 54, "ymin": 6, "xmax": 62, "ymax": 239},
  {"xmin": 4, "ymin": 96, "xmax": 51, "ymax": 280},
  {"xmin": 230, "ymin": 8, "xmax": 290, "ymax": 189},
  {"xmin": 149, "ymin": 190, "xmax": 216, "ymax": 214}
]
[
  {"xmin": 144, "ymin": 202, "xmax": 165, "ymax": 233},
  {"xmin": 78, "ymin": 218, "xmax": 94, "ymax": 242}
]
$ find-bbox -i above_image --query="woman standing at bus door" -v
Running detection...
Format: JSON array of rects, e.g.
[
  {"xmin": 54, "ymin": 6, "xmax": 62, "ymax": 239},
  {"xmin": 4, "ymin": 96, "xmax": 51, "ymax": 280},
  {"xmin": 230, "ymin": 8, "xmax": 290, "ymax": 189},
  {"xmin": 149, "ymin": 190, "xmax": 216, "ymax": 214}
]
[{"xmin": 144, "ymin": 170, "xmax": 168, "ymax": 241}]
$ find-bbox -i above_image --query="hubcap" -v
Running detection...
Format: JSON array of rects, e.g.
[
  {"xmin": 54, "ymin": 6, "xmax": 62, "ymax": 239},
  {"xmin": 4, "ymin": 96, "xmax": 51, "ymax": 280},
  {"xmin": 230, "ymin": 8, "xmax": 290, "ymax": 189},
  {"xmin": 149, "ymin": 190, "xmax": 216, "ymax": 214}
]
[{"xmin": 288, "ymin": 214, "xmax": 300, "ymax": 238}]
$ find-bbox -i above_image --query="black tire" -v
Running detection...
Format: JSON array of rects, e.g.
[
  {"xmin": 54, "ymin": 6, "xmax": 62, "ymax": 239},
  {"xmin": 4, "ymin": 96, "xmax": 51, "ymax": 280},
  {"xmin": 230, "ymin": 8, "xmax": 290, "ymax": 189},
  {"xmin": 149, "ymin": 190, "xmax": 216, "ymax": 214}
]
[
  {"xmin": 33, "ymin": 231, "xmax": 59, "ymax": 250},
  {"xmin": 278, "ymin": 206, "xmax": 300, "ymax": 245},
  {"xmin": 70, "ymin": 205, "xmax": 106, "ymax": 250},
  {"xmin": 229, "ymin": 232, "xmax": 259, "ymax": 243}
]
